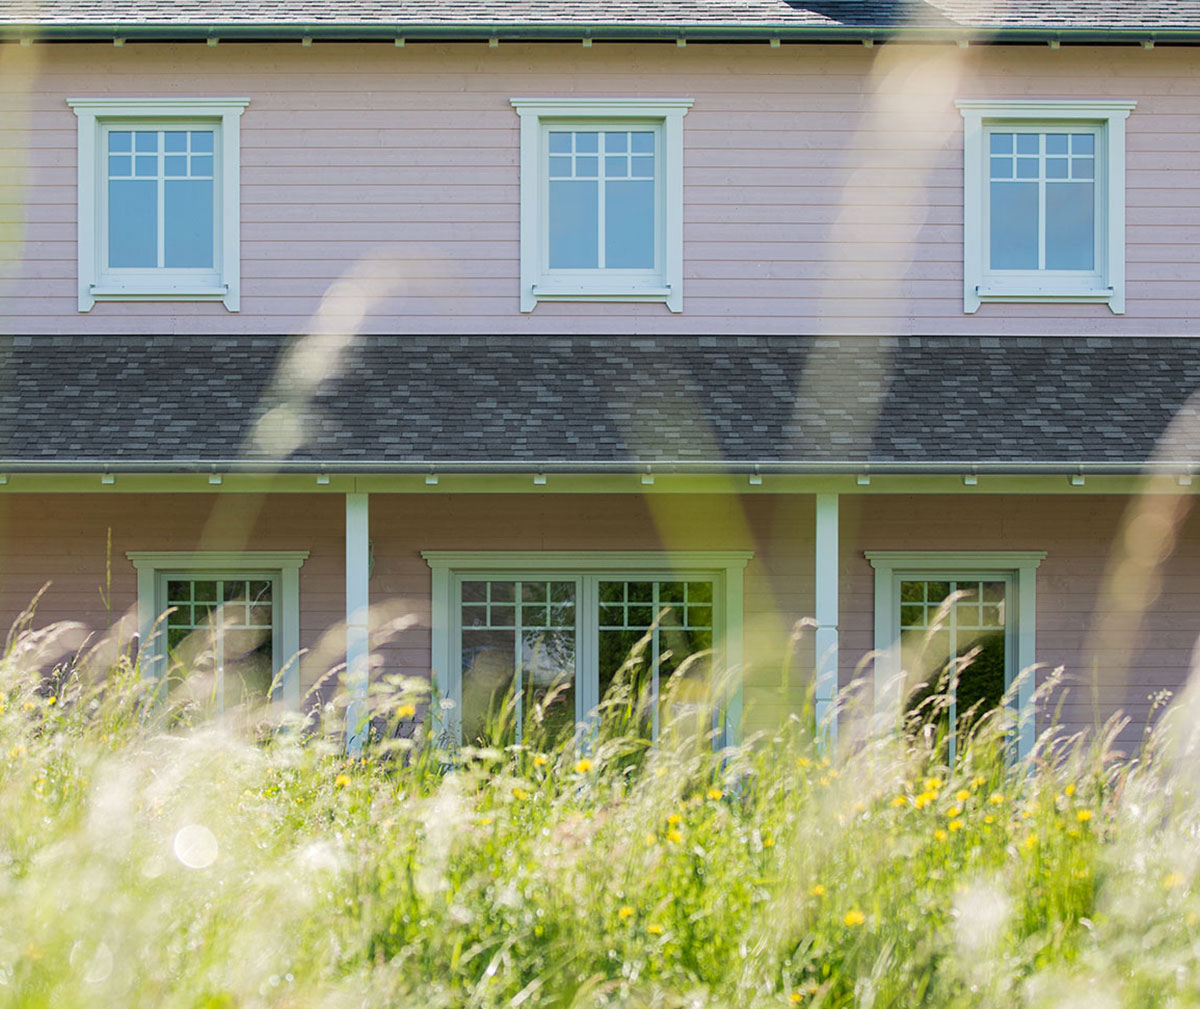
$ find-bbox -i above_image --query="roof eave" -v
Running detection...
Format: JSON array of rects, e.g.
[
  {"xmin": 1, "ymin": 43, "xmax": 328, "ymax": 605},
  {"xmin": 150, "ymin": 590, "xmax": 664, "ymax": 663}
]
[{"xmin": 4, "ymin": 23, "xmax": 1200, "ymax": 45}]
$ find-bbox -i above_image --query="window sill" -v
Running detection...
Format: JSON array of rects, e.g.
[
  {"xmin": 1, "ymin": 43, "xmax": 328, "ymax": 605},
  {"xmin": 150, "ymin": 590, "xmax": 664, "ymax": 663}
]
[
  {"xmin": 528, "ymin": 284, "xmax": 678, "ymax": 312},
  {"xmin": 83, "ymin": 284, "xmax": 236, "ymax": 312},
  {"xmin": 968, "ymin": 283, "xmax": 1121, "ymax": 314}
]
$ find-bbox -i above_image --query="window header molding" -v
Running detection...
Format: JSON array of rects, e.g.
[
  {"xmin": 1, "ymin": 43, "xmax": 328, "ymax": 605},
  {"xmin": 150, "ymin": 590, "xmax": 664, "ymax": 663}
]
[
  {"xmin": 955, "ymin": 99, "xmax": 1137, "ymax": 118},
  {"xmin": 510, "ymin": 97, "xmax": 694, "ymax": 117},
  {"xmin": 67, "ymin": 97, "xmax": 252, "ymax": 115},
  {"xmin": 866, "ymin": 550, "xmax": 1046, "ymax": 571},
  {"xmin": 423, "ymin": 549, "xmax": 751, "ymax": 573},
  {"xmin": 127, "ymin": 550, "xmax": 309, "ymax": 571}
]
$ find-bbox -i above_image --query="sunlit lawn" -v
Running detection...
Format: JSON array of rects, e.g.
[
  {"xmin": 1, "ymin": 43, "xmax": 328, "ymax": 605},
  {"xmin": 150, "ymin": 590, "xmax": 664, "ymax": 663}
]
[{"xmin": 3, "ymin": 631, "xmax": 1199, "ymax": 1008}]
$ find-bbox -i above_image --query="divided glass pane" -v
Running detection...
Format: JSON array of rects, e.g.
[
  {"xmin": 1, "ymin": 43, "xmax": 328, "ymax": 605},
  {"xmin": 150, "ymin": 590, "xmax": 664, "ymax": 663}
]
[
  {"xmin": 900, "ymin": 578, "xmax": 1008, "ymax": 761},
  {"xmin": 459, "ymin": 580, "xmax": 576, "ymax": 746}
]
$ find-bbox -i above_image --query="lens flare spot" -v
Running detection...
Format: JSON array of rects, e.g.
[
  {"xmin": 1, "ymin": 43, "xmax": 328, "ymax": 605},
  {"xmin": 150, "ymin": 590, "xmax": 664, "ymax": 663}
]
[{"xmin": 173, "ymin": 823, "xmax": 219, "ymax": 869}]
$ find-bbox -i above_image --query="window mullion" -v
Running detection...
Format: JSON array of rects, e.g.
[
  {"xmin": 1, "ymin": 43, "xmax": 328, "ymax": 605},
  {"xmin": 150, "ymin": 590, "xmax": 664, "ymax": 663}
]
[
  {"xmin": 597, "ymin": 133, "xmax": 607, "ymax": 271},
  {"xmin": 651, "ymin": 581, "xmax": 660, "ymax": 739},
  {"xmin": 156, "ymin": 131, "xmax": 166, "ymax": 269},
  {"xmin": 1037, "ymin": 135, "xmax": 1046, "ymax": 272},
  {"xmin": 513, "ymin": 582, "xmax": 524, "ymax": 741}
]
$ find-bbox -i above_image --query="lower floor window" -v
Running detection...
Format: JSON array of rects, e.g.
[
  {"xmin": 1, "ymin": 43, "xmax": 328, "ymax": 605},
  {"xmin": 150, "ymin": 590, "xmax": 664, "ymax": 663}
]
[
  {"xmin": 426, "ymin": 552, "xmax": 750, "ymax": 747},
  {"xmin": 867, "ymin": 551, "xmax": 1044, "ymax": 760},
  {"xmin": 164, "ymin": 575, "xmax": 277, "ymax": 711},
  {"xmin": 127, "ymin": 551, "xmax": 308, "ymax": 711},
  {"xmin": 899, "ymin": 576, "xmax": 1010, "ymax": 762}
]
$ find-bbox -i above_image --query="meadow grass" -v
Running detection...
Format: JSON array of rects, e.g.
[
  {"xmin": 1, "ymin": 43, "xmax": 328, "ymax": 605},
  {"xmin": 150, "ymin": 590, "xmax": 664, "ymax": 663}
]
[{"xmin": 2, "ymin": 626, "xmax": 1200, "ymax": 1009}]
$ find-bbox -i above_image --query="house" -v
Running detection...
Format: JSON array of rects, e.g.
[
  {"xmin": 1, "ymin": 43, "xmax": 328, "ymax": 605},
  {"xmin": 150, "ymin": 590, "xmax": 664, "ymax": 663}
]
[{"xmin": 2, "ymin": 1, "xmax": 1199, "ymax": 756}]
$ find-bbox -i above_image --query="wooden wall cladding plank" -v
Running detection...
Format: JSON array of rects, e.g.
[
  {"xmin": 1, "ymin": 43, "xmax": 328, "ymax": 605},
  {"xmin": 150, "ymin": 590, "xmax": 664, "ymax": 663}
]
[{"xmin": 3, "ymin": 42, "xmax": 1199, "ymax": 334}]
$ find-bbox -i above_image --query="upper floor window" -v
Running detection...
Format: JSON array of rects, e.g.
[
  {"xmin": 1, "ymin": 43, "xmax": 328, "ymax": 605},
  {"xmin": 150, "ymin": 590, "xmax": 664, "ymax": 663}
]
[
  {"xmin": 68, "ymin": 97, "xmax": 250, "ymax": 313},
  {"xmin": 957, "ymin": 99, "xmax": 1136, "ymax": 315},
  {"xmin": 511, "ymin": 98, "xmax": 692, "ymax": 313}
]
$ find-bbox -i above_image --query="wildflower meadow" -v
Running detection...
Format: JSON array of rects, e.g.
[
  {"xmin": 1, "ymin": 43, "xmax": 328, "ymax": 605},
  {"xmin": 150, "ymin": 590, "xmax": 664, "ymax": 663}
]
[{"xmin": 3, "ymin": 619, "xmax": 1200, "ymax": 1008}]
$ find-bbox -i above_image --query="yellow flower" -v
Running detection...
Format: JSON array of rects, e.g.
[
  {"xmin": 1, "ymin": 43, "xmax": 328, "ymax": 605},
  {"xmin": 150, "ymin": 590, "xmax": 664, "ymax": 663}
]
[
  {"xmin": 955, "ymin": 789, "xmax": 970, "ymax": 803},
  {"xmin": 707, "ymin": 788, "xmax": 723, "ymax": 801},
  {"xmin": 843, "ymin": 909, "xmax": 866, "ymax": 927},
  {"xmin": 891, "ymin": 795, "xmax": 908, "ymax": 808},
  {"xmin": 666, "ymin": 829, "xmax": 683, "ymax": 844},
  {"xmin": 971, "ymin": 776, "xmax": 987, "ymax": 789},
  {"xmin": 949, "ymin": 818, "xmax": 964, "ymax": 832},
  {"xmin": 618, "ymin": 906, "xmax": 635, "ymax": 920},
  {"xmin": 533, "ymin": 754, "xmax": 549, "ymax": 767},
  {"xmin": 667, "ymin": 812, "xmax": 683, "ymax": 827},
  {"xmin": 1023, "ymin": 833, "xmax": 1037, "ymax": 850},
  {"xmin": 934, "ymin": 828, "xmax": 948, "ymax": 842},
  {"xmin": 512, "ymin": 787, "xmax": 530, "ymax": 801},
  {"xmin": 983, "ymin": 814, "xmax": 995, "ymax": 825},
  {"xmin": 947, "ymin": 806, "xmax": 961, "ymax": 818},
  {"xmin": 988, "ymin": 792, "xmax": 1004, "ymax": 806},
  {"xmin": 647, "ymin": 923, "xmax": 664, "ymax": 935},
  {"xmin": 762, "ymin": 836, "xmax": 775, "ymax": 848},
  {"xmin": 574, "ymin": 758, "xmax": 593, "ymax": 774},
  {"xmin": 335, "ymin": 774, "xmax": 352, "ymax": 788},
  {"xmin": 798, "ymin": 756, "xmax": 812, "ymax": 769},
  {"xmin": 809, "ymin": 884, "xmax": 826, "ymax": 898},
  {"xmin": 789, "ymin": 993, "xmax": 804, "ymax": 1004},
  {"xmin": 1164, "ymin": 872, "xmax": 1187, "ymax": 890},
  {"xmin": 480, "ymin": 817, "xmax": 493, "ymax": 826},
  {"xmin": 1064, "ymin": 783, "xmax": 1076, "ymax": 797},
  {"xmin": 1075, "ymin": 808, "xmax": 1093, "ymax": 823},
  {"xmin": 396, "ymin": 703, "xmax": 417, "ymax": 719},
  {"xmin": 924, "ymin": 777, "xmax": 943, "ymax": 791},
  {"xmin": 645, "ymin": 832, "xmax": 658, "ymax": 846},
  {"xmin": 914, "ymin": 790, "xmax": 938, "ymax": 809},
  {"xmin": 47, "ymin": 696, "xmax": 56, "ymax": 706},
  {"xmin": 22, "ymin": 701, "xmax": 34, "ymax": 712}
]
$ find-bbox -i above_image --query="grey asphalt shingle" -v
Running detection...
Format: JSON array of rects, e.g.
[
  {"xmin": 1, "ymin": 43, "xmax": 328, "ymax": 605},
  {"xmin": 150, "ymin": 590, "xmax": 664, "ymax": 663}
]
[
  {"xmin": 3, "ymin": 1, "xmax": 1199, "ymax": 31},
  {"xmin": 0, "ymin": 335, "xmax": 1197, "ymax": 470}
]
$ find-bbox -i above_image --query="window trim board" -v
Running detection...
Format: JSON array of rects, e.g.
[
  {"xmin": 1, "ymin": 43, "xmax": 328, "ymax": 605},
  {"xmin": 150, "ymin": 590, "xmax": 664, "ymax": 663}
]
[
  {"xmin": 424, "ymin": 549, "xmax": 751, "ymax": 745},
  {"xmin": 68, "ymin": 97, "xmax": 250, "ymax": 313},
  {"xmin": 866, "ymin": 550, "xmax": 1045, "ymax": 759},
  {"xmin": 511, "ymin": 97, "xmax": 692, "ymax": 313},
  {"xmin": 957, "ymin": 98, "xmax": 1135, "ymax": 315},
  {"xmin": 127, "ymin": 550, "xmax": 308, "ymax": 706}
]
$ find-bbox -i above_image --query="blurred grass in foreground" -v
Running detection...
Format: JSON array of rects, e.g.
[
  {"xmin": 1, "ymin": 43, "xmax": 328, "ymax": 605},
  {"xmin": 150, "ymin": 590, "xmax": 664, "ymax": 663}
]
[{"xmin": 2, "ymin": 620, "xmax": 1199, "ymax": 1009}]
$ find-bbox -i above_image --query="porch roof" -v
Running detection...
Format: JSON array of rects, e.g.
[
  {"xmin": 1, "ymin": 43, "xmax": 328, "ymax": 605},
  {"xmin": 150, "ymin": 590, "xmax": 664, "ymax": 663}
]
[{"xmin": 2, "ymin": 334, "xmax": 1197, "ymax": 475}]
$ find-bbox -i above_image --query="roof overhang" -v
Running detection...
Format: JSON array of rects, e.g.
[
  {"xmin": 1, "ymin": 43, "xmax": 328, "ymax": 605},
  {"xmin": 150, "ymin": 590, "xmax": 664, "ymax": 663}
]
[{"xmin": 4, "ymin": 23, "xmax": 1200, "ymax": 46}]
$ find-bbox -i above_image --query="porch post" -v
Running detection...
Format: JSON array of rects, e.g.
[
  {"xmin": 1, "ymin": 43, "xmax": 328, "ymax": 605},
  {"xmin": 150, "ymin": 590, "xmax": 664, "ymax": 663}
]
[
  {"xmin": 345, "ymin": 492, "xmax": 370, "ymax": 754},
  {"xmin": 814, "ymin": 494, "xmax": 839, "ymax": 746}
]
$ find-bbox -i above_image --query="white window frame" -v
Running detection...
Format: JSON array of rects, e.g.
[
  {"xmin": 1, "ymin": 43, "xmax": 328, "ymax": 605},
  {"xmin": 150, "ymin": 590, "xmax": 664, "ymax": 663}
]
[
  {"xmin": 127, "ymin": 551, "xmax": 307, "ymax": 707},
  {"xmin": 511, "ymin": 98, "xmax": 692, "ymax": 313},
  {"xmin": 424, "ymin": 550, "xmax": 750, "ymax": 745},
  {"xmin": 957, "ymin": 99, "xmax": 1136, "ymax": 315},
  {"xmin": 68, "ymin": 97, "xmax": 250, "ymax": 313},
  {"xmin": 867, "ymin": 551, "xmax": 1044, "ymax": 759}
]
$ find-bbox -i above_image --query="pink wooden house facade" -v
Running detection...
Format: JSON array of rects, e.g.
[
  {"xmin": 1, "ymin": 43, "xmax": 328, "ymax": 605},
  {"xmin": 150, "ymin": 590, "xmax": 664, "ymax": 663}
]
[{"xmin": 3, "ymin": 1, "xmax": 1200, "ymax": 755}]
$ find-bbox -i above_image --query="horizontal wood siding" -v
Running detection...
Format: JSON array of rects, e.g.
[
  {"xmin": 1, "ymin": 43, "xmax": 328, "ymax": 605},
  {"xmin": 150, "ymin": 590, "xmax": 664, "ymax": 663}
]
[
  {"xmin": 1, "ymin": 490, "xmax": 1196, "ymax": 747},
  {"xmin": 842, "ymin": 494, "xmax": 1200, "ymax": 752},
  {"xmin": 0, "ymin": 494, "xmax": 344, "ymax": 699},
  {"xmin": 3, "ymin": 42, "xmax": 1199, "ymax": 334}
]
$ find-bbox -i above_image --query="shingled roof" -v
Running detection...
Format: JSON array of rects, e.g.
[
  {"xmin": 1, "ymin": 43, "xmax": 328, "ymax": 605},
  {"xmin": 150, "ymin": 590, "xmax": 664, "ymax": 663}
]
[
  {"xmin": 3, "ymin": 1, "xmax": 1200, "ymax": 39},
  {"xmin": 2, "ymin": 335, "xmax": 1198, "ymax": 474}
]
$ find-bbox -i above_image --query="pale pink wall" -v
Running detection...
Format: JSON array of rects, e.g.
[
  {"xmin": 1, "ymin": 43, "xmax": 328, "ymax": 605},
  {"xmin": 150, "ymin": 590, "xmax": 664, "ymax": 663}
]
[
  {"xmin": 3, "ymin": 41, "xmax": 1199, "ymax": 335},
  {"xmin": 367, "ymin": 493, "xmax": 817, "ymax": 734},
  {"xmin": 842, "ymin": 494, "xmax": 1200, "ymax": 752},
  {"xmin": 5, "ymin": 490, "xmax": 1199, "ymax": 748},
  {"xmin": 0, "ymin": 494, "xmax": 344, "ymax": 697}
]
